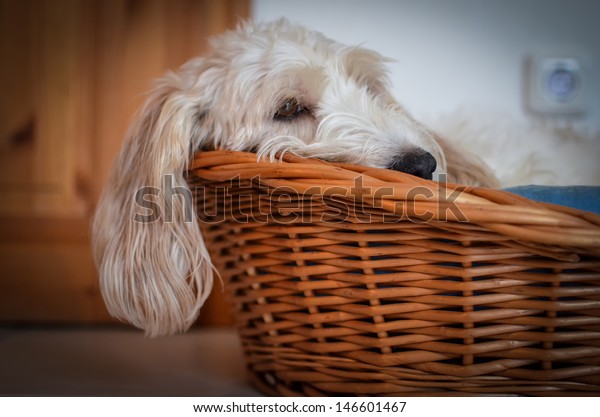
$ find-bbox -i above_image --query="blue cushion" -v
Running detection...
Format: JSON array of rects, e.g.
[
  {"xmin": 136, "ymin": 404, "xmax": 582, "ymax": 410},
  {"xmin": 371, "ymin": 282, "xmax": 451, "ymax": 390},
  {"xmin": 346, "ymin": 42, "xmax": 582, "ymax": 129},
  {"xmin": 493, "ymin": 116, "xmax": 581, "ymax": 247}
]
[{"xmin": 504, "ymin": 186, "xmax": 600, "ymax": 215}]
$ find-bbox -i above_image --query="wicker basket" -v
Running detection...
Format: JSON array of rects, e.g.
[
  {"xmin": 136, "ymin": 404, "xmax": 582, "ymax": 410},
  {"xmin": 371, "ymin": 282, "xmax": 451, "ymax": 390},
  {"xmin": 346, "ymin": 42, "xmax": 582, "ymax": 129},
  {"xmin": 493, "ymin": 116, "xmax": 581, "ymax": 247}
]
[{"xmin": 188, "ymin": 150, "xmax": 600, "ymax": 396}]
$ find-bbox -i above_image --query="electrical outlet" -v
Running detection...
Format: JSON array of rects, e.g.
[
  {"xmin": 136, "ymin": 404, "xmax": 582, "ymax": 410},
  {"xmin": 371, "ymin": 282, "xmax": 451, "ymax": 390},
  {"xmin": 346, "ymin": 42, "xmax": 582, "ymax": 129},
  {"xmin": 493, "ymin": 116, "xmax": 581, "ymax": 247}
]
[{"xmin": 525, "ymin": 54, "xmax": 587, "ymax": 115}]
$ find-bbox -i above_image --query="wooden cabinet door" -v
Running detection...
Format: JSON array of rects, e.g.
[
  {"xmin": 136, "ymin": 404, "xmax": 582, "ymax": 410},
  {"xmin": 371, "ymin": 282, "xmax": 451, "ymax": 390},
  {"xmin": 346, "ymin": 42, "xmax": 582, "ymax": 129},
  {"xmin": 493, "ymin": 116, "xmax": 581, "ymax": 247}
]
[{"xmin": 0, "ymin": 0, "xmax": 246, "ymax": 325}]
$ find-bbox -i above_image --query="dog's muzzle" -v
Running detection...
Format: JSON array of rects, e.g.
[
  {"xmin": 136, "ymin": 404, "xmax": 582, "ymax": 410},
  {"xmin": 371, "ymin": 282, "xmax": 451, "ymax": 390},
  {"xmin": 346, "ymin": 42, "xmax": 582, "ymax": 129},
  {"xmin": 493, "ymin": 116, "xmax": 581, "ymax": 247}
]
[{"xmin": 387, "ymin": 149, "xmax": 437, "ymax": 180}]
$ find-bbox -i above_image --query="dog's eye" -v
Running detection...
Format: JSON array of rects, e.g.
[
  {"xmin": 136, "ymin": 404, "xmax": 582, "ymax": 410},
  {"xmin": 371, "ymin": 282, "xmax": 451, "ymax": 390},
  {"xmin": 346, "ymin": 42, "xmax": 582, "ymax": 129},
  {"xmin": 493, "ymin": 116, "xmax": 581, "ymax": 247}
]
[{"xmin": 274, "ymin": 98, "xmax": 308, "ymax": 121}]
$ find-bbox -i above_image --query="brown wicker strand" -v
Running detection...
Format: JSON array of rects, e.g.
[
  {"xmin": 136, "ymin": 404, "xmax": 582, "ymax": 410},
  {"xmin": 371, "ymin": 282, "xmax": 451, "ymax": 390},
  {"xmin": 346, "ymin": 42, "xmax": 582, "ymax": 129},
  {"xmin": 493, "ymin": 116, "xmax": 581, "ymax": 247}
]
[{"xmin": 189, "ymin": 150, "xmax": 600, "ymax": 396}]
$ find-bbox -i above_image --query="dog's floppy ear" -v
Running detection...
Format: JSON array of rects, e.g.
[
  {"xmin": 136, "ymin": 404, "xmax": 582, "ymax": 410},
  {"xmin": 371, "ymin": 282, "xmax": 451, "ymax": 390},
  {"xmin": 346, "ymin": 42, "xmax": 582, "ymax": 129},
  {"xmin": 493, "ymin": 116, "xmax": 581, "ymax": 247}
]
[{"xmin": 93, "ymin": 62, "xmax": 215, "ymax": 337}]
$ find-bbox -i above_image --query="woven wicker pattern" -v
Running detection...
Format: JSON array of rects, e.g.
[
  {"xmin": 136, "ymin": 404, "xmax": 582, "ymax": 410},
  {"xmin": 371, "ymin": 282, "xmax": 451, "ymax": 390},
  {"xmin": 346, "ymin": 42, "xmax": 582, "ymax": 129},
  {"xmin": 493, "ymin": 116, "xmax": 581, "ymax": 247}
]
[{"xmin": 188, "ymin": 150, "xmax": 600, "ymax": 396}]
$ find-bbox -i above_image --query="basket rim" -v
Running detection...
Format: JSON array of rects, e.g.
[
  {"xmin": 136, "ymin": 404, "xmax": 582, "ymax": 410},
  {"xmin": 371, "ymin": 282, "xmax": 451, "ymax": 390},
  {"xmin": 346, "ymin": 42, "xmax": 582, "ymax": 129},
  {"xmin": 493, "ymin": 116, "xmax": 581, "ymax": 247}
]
[{"xmin": 188, "ymin": 150, "xmax": 600, "ymax": 253}]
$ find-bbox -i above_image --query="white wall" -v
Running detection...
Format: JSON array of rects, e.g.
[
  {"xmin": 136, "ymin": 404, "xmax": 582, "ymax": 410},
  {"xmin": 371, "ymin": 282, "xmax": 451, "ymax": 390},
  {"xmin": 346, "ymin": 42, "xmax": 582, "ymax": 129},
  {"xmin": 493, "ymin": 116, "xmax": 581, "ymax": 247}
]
[{"xmin": 253, "ymin": 0, "xmax": 600, "ymax": 137}]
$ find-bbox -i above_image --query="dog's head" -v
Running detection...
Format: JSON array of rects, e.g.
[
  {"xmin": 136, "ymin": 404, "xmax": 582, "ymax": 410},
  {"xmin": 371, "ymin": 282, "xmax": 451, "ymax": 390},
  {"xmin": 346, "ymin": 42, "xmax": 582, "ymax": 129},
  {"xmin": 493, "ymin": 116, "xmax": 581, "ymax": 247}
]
[
  {"xmin": 192, "ymin": 19, "xmax": 445, "ymax": 179},
  {"xmin": 94, "ymin": 20, "xmax": 452, "ymax": 336}
]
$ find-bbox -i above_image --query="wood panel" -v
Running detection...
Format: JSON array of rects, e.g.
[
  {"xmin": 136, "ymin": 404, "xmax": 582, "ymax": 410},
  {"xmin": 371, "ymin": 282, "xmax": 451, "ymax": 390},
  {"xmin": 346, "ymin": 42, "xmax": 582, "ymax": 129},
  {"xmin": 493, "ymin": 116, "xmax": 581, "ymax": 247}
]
[
  {"xmin": 93, "ymin": 0, "xmax": 250, "ymax": 196},
  {"xmin": 0, "ymin": 243, "xmax": 104, "ymax": 322},
  {"xmin": 0, "ymin": 0, "xmax": 248, "ymax": 326},
  {"xmin": 0, "ymin": 0, "xmax": 94, "ymax": 217}
]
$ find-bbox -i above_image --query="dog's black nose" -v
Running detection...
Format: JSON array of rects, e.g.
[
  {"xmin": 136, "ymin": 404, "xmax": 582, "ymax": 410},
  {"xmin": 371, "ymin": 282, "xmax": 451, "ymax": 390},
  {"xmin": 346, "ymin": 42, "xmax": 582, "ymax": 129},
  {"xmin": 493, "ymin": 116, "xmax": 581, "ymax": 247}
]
[{"xmin": 388, "ymin": 149, "xmax": 437, "ymax": 180}]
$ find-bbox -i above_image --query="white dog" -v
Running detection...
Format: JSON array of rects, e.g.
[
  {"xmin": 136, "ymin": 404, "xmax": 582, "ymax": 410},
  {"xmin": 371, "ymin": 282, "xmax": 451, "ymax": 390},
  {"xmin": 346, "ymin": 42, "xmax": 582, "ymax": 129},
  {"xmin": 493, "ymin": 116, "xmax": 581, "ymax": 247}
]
[
  {"xmin": 433, "ymin": 110, "xmax": 600, "ymax": 188},
  {"xmin": 93, "ymin": 20, "xmax": 499, "ymax": 337}
]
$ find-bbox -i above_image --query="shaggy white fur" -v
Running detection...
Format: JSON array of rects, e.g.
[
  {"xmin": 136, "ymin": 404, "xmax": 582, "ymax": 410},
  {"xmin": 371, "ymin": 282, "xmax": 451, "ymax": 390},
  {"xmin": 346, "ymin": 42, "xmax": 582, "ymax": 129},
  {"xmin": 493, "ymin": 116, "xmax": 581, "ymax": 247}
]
[
  {"xmin": 93, "ymin": 20, "xmax": 505, "ymax": 336},
  {"xmin": 433, "ymin": 110, "xmax": 600, "ymax": 187}
]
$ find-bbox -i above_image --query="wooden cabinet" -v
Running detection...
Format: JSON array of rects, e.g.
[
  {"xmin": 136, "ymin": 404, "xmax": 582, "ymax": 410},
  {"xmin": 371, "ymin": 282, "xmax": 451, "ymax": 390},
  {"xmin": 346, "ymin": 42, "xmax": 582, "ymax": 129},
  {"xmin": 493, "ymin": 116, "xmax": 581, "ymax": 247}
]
[{"xmin": 0, "ymin": 0, "xmax": 247, "ymax": 325}]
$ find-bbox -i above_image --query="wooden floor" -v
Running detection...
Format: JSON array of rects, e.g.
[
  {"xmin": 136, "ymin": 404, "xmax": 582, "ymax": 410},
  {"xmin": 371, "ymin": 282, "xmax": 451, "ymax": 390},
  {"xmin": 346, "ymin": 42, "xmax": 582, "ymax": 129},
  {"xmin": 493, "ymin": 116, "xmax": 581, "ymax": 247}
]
[{"xmin": 0, "ymin": 326, "xmax": 260, "ymax": 397}]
